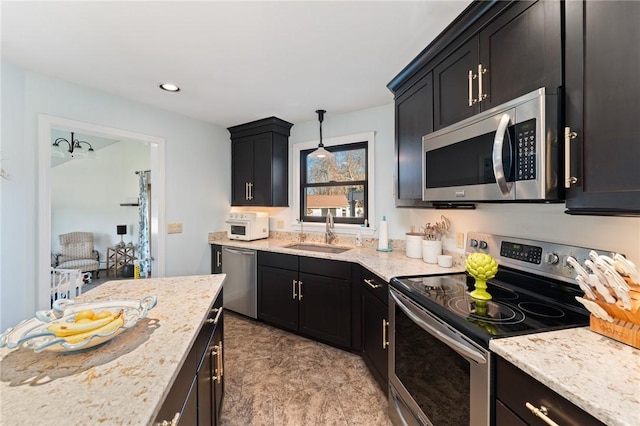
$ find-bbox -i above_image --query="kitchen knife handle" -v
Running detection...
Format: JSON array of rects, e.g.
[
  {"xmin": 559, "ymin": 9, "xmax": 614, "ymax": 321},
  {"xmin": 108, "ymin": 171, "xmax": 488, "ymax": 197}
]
[
  {"xmin": 564, "ymin": 127, "xmax": 578, "ymax": 188},
  {"xmin": 525, "ymin": 402, "xmax": 560, "ymax": 426}
]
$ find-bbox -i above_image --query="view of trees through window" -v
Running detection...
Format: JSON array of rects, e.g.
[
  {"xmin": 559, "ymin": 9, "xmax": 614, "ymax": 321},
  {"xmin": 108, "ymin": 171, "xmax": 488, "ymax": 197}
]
[{"xmin": 301, "ymin": 141, "xmax": 367, "ymax": 224}]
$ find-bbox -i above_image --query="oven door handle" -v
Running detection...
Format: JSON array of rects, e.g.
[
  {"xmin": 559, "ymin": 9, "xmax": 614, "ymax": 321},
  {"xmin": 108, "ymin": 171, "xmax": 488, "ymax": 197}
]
[
  {"xmin": 492, "ymin": 113, "xmax": 513, "ymax": 197},
  {"xmin": 390, "ymin": 290, "xmax": 487, "ymax": 365}
]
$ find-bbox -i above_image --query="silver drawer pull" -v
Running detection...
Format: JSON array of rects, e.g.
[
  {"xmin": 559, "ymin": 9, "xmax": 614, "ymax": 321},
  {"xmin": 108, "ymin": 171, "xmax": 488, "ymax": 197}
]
[
  {"xmin": 525, "ymin": 402, "xmax": 560, "ymax": 426},
  {"xmin": 564, "ymin": 127, "xmax": 578, "ymax": 188},
  {"xmin": 382, "ymin": 319, "xmax": 389, "ymax": 349},
  {"xmin": 364, "ymin": 278, "xmax": 381, "ymax": 289}
]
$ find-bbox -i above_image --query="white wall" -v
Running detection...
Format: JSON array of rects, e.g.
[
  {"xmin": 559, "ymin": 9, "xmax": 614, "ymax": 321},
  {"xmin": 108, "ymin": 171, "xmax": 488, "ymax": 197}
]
[
  {"xmin": 1, "ymin": 61, "xmax": 231, "ymax": 330},
  {"xmin": 51, "ymin": 141, "xmax": 150, "ymax": 260},
  {"xmin": 254, "ymin": 103, "xmax": 640, "ymax": 264}
]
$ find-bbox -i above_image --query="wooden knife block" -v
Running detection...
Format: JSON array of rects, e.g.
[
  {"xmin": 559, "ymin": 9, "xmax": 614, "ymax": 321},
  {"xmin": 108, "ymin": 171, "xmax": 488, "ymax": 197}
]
[{"xmin": 589, "ymin": 315, "xmax": 640, "ymax": 349}]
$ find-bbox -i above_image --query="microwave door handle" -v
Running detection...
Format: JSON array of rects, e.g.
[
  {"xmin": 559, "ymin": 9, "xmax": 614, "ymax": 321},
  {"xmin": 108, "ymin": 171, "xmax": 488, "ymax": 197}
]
[{"xmin": 492, "ymin": 113, "xmax": 512, "ymax": 197}]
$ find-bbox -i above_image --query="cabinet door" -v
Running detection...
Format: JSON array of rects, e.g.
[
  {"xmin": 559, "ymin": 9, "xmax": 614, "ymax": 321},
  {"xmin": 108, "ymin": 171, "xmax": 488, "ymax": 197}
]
[
  {"xmin": 231, "ymin": 137, "xmax": 254, "ymax": 206},
  {"xmin": 479, "ymin": 0, "xmax": 561, "ymax": 110},
  {"xmin": 211, "ymin": 245, "xmax": 222, "ymax": 274},
  {"xmin": 211, "ymin": 321, "xmax": 224, "ymax": 425},
  {"xmin": 298, "ymin": 272, "xmax": 351, "ymax": 348},
  {"xmin": 198, "ymin": 340, "xmax": 213, "ymax": 426},
  {"xmin": 362, "ymin": 289, "xmax": 388, "ymax": 391},
  {"xmin": 257, "ymin": 265, "xmax": 299, "ymax": 331},
  {"xmin": 250, "ymin": 133, "xmax": 274, "ymax": 206},
  {"xmin": 395, "ymin": 72, "xmax": 433, "ymax": 206},
  {"xmin": 565, "ymin": 1, "xmax": 640, "ymax": 214},
  {"xmin": 433, "ymin": 36, "xmax": 480, "ymax": 131}
]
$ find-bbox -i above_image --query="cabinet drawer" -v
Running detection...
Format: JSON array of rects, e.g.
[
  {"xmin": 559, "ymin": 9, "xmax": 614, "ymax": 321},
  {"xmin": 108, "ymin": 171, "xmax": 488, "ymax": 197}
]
[
  {"xmin": 299, "ymin": 256, "xmax": 351, "ymax": 279},
  {"xmin": 495, "ymin": 356, "xmax": 605, "ymax": 426},
  {"xmin": 258, "ymin": 251, "xmax": 298, "ymax": 270},
  {"xmin": 361, "ymin": 268, "xmax": 388, "ymax": 304}
]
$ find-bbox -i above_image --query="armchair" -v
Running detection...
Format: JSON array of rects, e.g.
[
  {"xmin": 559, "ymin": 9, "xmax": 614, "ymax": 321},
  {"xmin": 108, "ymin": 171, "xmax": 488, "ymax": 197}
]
[{"xmin": 54, "ymin": 232, "xmax": 100, "ymax": 279}]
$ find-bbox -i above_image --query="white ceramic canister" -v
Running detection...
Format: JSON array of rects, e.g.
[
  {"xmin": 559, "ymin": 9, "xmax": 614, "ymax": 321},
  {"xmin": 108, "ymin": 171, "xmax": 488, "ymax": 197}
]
[
  {"xmin": 405, "ymin": 233, "xmax": 423, "ymax": 258},
  {"xmin": 422, "ymin": 239, "xmax": 442, "ymax": 264}
]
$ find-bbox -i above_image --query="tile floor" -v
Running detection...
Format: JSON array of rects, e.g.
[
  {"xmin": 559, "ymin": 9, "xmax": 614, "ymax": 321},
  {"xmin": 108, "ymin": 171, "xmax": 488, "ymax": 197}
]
[{"xmin": 220, "ymin": 312, "xmax": 392, "ymax": 426}]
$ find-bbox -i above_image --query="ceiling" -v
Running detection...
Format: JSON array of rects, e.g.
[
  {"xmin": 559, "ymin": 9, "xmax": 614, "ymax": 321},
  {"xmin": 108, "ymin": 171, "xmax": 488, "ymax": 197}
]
[{"xmin": 1, "ymin": 1, "xmax": 471, "ymax": 128}]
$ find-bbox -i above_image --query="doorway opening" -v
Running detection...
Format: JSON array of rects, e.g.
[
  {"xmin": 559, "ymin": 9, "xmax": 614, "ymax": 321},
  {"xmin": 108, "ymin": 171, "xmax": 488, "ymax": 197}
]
[{"xmin": 38, "ymin": 114, "xmax": 166, "ymax": 310}]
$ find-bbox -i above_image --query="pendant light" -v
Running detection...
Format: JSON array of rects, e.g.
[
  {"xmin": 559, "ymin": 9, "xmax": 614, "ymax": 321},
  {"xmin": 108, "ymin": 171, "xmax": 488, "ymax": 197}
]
[{"xmin": 308, "ymin": 109, "xmax": 334, "ymax": 159}]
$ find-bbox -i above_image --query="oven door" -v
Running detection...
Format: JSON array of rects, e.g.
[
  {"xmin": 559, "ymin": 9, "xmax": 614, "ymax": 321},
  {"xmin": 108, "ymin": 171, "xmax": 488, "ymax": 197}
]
[
  {"xmin": 389, "ymin": 288, "xmax": 491, "ymax": 426},
  {"xmin": 226, "ymin": 220, "xmax": 250, "ymax": 240}
]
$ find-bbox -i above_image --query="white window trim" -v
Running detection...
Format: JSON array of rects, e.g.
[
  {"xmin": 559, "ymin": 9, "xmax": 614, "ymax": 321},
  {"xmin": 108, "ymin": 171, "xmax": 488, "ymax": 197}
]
[{"xmin": 292, "ymin": 131, "xmax": 376, "ymax": 237}]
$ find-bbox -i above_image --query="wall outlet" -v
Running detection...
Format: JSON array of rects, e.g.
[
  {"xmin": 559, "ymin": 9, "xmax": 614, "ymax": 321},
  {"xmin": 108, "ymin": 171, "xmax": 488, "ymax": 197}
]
[
  {"xmin": 277, "ymin": 220, "xmax": 284, "ymax": 229},
  {"xmin": 168, "ymin": 223, "xmax": 183, "ymax": 234},
  {"xmin": 456, "ymin": 232, "xmax": 465, "ymax": 249}
]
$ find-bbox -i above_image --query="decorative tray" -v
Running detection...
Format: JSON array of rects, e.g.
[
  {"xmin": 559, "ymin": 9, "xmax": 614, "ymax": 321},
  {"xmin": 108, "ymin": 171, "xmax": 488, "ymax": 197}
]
[{"xmin": 0, "ymin": 294, "xmax": 157, "ymax": 353}]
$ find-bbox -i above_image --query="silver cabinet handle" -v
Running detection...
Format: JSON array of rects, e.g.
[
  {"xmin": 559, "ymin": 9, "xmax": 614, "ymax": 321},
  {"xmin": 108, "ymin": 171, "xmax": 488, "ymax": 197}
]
[
  {"xmin": 248, "ymin": 182, "xmax": 254, "ymax": 200},
  {"xmin": 468, "ymin": 69, "xmax": 477, "ymax": 106},
  {"xmin": 245, "ymin": 182, "xmax": 249, "ymax": 200},
  {"xmin": 492, "ymin": 113, "xmax": 513, "ymax": 197},
  {"xmin": 364, "ymin": 278, "xmax": 381, "ymax": 289},
  {"xmin": 382, "ymin": 319, "xmax": 389, "ymax": 349},
  {"xmin": 212, "ymin": 307, "xmax": 223, "ymax": 325},
  {"xmin": 213, "ymin": 341, "xmax": 223, "ymax": 384},
  {"xmin": 216, "ymin": 250, "xmax": 221, "ymax": 268},
  {"xmin": 564, "ymin": 127, "xmax": 578, "ymax": 188},
  {"xmin": 525, "ymin": 402, "xmax": 560, "ymax": 426},
  {"xmin": 292, "ymin": 280, "xmax": 298, "ymax": 300},
  {"xmin": 478, "ymin": 64, "xmax": 488, "ymax": 102},
  {"xmin": 298, "ymin": 280, "xmax": 303, "ymax": 301},
  {"xmin": 158, "ymin": 412, "xmax": 180, "ymax": 426}
]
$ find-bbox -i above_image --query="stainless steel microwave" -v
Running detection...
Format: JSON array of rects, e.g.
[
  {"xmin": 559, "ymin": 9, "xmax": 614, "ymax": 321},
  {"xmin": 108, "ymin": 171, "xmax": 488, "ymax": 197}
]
[{"xmin": 422, "ymin": 88, "xmax": 561, "ymax": 202}]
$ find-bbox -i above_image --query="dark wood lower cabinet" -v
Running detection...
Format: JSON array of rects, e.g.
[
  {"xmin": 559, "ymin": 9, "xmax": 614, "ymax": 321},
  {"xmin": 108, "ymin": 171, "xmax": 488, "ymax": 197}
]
[
  {"xmin": 155, "ymin": 291, "xmax": 224, "ymax": 426},
  {"xmin": 360, "ymin": 268, "xmax": 389, "ymax": 392},
  {"xmin": 495, "ymin": 356, "xmax": 604, "ymax": 426},
  {"xmin": 257, "ymin": 252, "xmax": 353, "ymax": 349}
]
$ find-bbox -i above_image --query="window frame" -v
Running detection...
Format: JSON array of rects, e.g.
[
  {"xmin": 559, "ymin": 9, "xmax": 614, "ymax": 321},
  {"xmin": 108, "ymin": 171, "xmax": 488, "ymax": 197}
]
[
  {"xmin": 292, "ymin": 131, "xmax": 375, "ymax": 232},
  {"xmin": 300, "ymin": 141, "xmax": 368, "ymax": 224}
]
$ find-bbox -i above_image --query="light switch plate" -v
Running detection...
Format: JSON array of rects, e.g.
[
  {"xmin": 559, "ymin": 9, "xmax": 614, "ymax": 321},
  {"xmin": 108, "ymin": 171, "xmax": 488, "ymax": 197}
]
[
  {"xmin": 456, "ymin": 232, "xmax": 465, "ymax": 249},
  {"xmin": 168, "ymin": 223, "xmax": 183, "ymax": 234}
]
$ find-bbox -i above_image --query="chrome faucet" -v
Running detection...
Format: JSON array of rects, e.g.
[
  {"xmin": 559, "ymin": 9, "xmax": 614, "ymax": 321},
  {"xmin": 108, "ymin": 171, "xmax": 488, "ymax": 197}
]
[{"xmin": 325, "ymin": 212, "xmax": 336, "ymax": 244}]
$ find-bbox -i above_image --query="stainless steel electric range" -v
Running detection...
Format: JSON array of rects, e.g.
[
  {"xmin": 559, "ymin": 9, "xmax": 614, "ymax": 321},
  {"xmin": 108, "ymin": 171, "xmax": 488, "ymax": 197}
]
[{"xmin": 388, "ymin": 232, "xmax": 608, "ymax": 426}]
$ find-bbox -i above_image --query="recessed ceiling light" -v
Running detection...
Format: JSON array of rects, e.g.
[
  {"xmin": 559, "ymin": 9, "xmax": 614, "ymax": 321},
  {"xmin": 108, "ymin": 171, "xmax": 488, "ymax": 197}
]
[{"xmin": 158, "ymin": 82, "xmax": 180, "ymax": 92}]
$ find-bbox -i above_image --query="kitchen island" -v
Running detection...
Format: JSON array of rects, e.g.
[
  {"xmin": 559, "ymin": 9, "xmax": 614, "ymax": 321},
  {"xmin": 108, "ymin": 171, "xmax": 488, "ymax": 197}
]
[
  {"xmin": 491, "ymin": 327, "xmax": 640, "ymax": 426},
  {"xmin": 0, "ymin": 274, "xmax": 224, "ymax": 425}
]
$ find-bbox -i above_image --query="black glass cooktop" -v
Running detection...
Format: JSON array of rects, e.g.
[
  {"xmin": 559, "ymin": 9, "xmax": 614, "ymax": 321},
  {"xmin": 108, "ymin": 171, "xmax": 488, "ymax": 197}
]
[{"xmin": 391, "ymin": 271, "xmax": 589, "ymax": 346}]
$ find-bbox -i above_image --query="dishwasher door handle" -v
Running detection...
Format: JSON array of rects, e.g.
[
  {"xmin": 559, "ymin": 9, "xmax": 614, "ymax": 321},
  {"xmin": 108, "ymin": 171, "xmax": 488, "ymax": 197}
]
[{"xmin": 222, "ymin": 247, "xmax": 256, "ymax": 256}]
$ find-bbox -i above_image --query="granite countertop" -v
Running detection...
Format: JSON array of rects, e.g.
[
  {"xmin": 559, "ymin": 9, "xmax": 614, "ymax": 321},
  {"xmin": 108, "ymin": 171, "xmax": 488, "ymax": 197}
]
[
  {"xmin": 0, "ymin": 274, "xmax": 224, "ymax": 425},
  {"xmin": 209, "ymin": 236, "xmax": 465, "ymax": 281},
  {"xmin": 490, "ymin": 327, "xmax": 640, "ymax": 426}
]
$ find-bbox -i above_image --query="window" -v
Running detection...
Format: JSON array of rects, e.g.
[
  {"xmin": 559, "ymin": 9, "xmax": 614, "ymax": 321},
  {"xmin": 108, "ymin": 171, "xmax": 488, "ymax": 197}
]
[{"xmin": 300, "ymin": 141, "xmax": 368, "ymax": 224}]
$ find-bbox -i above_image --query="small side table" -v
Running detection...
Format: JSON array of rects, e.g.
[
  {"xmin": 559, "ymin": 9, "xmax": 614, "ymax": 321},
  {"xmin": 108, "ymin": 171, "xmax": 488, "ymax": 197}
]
[{"xmin": 106, "ymin": 245, "xmax": 136, "ymax": 277}]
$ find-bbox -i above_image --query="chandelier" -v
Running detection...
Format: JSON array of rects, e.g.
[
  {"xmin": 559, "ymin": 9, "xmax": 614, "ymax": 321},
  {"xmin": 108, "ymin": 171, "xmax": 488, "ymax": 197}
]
[{"xmin": 52, "ymin": 131, "xmax": 96, "ymax": 159}]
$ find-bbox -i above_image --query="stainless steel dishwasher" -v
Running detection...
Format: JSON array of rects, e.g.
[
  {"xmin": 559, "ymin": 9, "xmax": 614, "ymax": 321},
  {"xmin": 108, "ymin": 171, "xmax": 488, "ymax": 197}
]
[{"xmin": 221, "ymin": 246, "xmax": 257, "ymax": 318}]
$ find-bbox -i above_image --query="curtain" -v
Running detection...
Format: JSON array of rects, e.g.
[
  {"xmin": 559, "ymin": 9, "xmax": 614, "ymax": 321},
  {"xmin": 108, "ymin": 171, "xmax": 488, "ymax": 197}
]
[{"xmin": 137, "ymin": 171, "xmax": 151, "ymax": 278}]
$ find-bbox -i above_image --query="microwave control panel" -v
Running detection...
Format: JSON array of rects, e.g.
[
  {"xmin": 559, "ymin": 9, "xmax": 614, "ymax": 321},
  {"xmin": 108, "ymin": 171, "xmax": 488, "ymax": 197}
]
[{"xmin": 515, "ymin": 119, "xmax": 536, "ymax": 181}]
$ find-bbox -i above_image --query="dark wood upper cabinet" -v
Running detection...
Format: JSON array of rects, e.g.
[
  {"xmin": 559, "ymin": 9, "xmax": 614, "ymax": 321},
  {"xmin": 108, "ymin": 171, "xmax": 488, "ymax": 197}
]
[
  {"xmin": 228, "ymin": 117, "xmax": 292, "ymax": 207},
  {"xmin": 395, "ymin": 72, "xmax": 434, "ymax": 207},
  {"xmin": 564, "ymin": 1, "xmax": 640, "ymax": 215},
  {"xmin": 434, "ymin": 0, "xmax": 561, "ymax": 131},
  {"xmin": 389, "ymin": 0, "xmax": 561, "ymax": 207}
]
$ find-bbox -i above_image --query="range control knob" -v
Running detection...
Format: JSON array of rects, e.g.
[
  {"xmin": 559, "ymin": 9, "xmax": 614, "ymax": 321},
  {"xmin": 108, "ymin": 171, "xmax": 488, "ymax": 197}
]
[
  {"xmin": 470, "ymin": 239, "xmax": 479, "ymax": 248},
  {"xmin": 478, "ymin": 241, "xmax": 488, "ymax": 249},
  {"xmin": 545, "ymin": 253, "xmax": 560, "ymax": 265}
]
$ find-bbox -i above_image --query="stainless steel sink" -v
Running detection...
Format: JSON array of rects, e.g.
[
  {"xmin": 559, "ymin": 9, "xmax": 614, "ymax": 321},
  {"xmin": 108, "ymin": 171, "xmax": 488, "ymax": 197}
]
[{"xmin": 283, "ymin": 243, "xmax": 352, "ymax": 254}]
